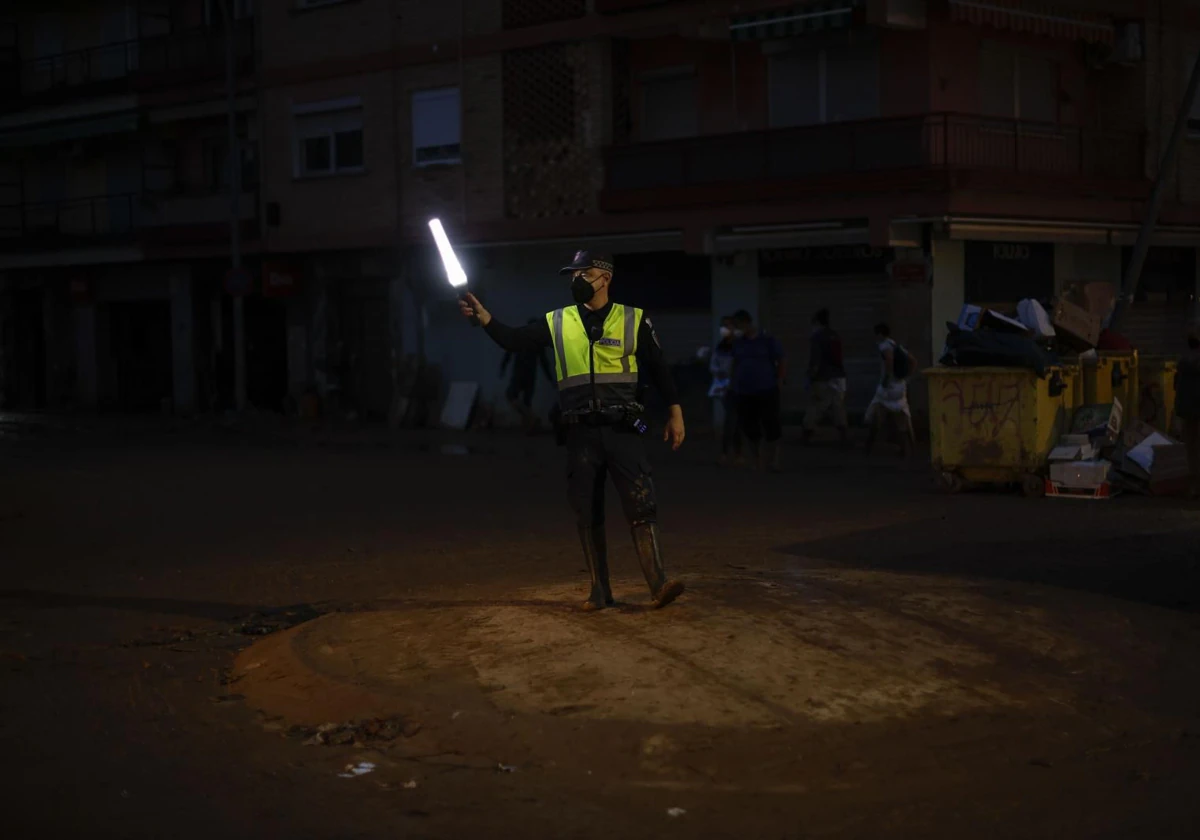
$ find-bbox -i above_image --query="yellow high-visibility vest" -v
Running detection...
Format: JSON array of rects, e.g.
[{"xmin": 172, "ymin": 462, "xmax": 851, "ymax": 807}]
[{"xmin": 546, "ymin": 303, "xmax": 642, "ymax": 411}]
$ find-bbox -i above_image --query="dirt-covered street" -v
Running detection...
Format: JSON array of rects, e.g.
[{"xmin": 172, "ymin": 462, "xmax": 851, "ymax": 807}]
[{"xmin": 3, "ymin": 416, "xmax": 1200, "ymax": 839}]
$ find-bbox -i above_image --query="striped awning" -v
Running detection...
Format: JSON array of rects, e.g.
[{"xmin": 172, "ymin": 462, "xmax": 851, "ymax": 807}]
[
  {"xmin": 729, "ymin": 0, "xmax": 863, "ymax": 42},
  {"xmin": 949, "ymin": 0, "xmax": 1114, "ymax": 46}
]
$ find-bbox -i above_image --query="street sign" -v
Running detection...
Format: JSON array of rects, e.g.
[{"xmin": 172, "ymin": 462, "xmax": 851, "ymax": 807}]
[
  {"xmin": 262, "ymin": 263, "xmax": 297, "ymax": 298},
  {"xmin": 225, "ymin": 266, "xmax": 253, "ymax": 296}
]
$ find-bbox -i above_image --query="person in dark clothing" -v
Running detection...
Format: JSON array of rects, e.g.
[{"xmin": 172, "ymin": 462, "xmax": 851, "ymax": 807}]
[
  {"xmin": 731, "ymin": 309, "xmax": 786, "ymax": 472},
  {"xmin": 802, "ymin": 308, "xmax": 849, "ymax": 447},
  {"xmin": 499, "ymin": 317, "xmax": 555, "ymax": 432},
  {"xmin": 709, "ymin": 315, "xmax": 742, "ymax": 465},
  {"xmin": 1175, "ymin": 327, "xmax": 1200, "ymax": 498},
  {"xmin": 459, "ymin": 250, "xmax": 686, "ymax": 611}
]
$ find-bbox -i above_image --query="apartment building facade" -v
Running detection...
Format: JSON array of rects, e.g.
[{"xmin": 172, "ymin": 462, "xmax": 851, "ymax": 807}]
[{"xmin": 5, "ymin": 0, "xmax": 1200, "ymax": 428}]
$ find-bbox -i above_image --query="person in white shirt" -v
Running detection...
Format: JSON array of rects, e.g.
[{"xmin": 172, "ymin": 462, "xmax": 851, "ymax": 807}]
[{"xmin": 865, "ymin": 323, "xmax": 916, "ymax": 457}]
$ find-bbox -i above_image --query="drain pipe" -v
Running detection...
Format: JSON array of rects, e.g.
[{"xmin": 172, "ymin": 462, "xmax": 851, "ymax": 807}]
[{"xmin": 1112, "ymin": 49, "xmax": 1200, "ymax": 333}]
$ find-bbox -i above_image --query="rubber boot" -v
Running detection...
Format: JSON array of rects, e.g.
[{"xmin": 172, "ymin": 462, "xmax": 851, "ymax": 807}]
[
  {"xmin": 631, "ymin": 523, "xmax": 685, "ymax": 609},
  {"xmin": 578, "ymin": 525, "xmax": 613, "ymax": 612}
]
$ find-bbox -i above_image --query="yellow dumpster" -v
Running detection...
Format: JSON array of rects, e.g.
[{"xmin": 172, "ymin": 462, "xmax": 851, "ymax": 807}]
[
  {"xmin": 1138, "ymin": 355, "xmax": 1178, "ymax": 434},
  {"xmin": 925, "ymin": 365, "xmax": 1081, "ymax": 496},
  {"xmin": 1081, "ymin": 351, "xmax": 1138, "ymax": 418}
]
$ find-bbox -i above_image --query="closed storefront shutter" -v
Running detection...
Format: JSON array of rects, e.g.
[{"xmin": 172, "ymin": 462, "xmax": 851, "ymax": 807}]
[{"xmin": 760, "ymin": 246, "xmax": 892, "ymax": 415}]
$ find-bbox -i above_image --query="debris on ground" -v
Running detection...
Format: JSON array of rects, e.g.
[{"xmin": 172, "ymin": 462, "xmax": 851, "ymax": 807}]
[
  {"xmin": 403, "ymin": 780, "xmax": 419, "ymax": 789},
  {"xmin": 497, "ymin": 763, "xmax": 518, "ymax": 773},
  {"xmin": 236, "ymin": 604, "xmax": 325, "ymax": 636},
  {"xmin": 667, "ymin": 807, "xmax": 687, "ymax": 818},
  {"xmin": 290, "ymin": 717, "xmax": 417, "ymax": 747},
  {"xmin": 337, "ymin": 761, "xmax": 376, "ymax": 778}
]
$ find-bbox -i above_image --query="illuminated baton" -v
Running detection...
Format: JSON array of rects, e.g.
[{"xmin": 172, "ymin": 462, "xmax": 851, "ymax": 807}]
[{"xmin": 427, "ymin": 217, "xmax": 479, "ymax": 327}]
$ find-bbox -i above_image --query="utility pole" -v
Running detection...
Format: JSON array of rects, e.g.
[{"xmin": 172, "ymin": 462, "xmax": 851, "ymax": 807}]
[
  {"xmin": 220, "ymin": 0, "xmax": 246, "ymax": 411},
  {"xmin": 1113, "ymin": 50, "xmax": 1200, "ymax": 333}
]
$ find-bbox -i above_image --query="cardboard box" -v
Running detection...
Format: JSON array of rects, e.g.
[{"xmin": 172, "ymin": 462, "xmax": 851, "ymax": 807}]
[
  {"xmin": 1052, "ymin": 299, "xmax": 1102, "ymax": 348},
  {"xmin": 1071, "ymin": 400, "xmax": 1123, "ymax": 442},
  {"xmin": 1049, "ymin": 459, "xmax": 1112, "ymax": 489}
]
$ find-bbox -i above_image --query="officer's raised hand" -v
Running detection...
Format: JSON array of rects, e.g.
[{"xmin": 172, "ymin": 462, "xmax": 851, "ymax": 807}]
[
  {"xmin": 664, "ymin": 405, "xmax": 686, "ymax": 451},
  {"xmin": 458, "ymin": 293, "xmax": 491, "ymax": 326}
]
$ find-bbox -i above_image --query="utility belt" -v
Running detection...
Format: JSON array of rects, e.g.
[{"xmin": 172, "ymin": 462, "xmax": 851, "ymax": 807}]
[{"xmin": 561, "ymin": 403, "xmax": 647, "ymax": 434}]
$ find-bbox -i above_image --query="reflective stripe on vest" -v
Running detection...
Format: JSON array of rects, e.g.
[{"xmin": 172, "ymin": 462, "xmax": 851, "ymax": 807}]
[{"xmin": 547, "ymin": 304, "xmax": 641, "ymax": 408}]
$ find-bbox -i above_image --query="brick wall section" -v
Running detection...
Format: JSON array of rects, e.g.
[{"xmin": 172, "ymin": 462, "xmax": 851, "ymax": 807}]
[
  {"xmin": 396, "ymin": 55, "xmax": 505, "ymax": 225},
  {"xmin": 260, "ymin": 0, "xmax": 393, "ymax": 70},
  {"xmin": 260, "ymin": 71, "xmax": 398, "ymax": 252},
  {"xmin": 393, "ymin": 0, "xmax": 501, "ymax": 45}
]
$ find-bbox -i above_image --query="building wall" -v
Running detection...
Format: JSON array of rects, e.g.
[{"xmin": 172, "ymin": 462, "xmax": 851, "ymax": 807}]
[
  {"xmin": 259, "ymin": 0, "xmax": 393, "ymax": 69},
  {"xmin": 260, "ymin": 71, "xmax": 397, "ymax": 252}
]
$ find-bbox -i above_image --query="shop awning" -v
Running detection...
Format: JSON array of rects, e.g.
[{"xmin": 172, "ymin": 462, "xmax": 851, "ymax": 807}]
[
  {"xmin": 729, "ymin": 0, "xmax": 863, "ymax": 42},
  {"xmin": 949, "ymin": 0, "xmax": 1114, "ymax": 46}
]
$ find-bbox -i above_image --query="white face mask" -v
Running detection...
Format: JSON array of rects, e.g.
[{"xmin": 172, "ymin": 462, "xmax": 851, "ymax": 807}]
[
  {"xmin": 719, "ymin": 327, "xmax": 732, "ymax": 339},
  {"xmin": 733, "ymin": 329, "xmax": 745, "ymax": 339}
]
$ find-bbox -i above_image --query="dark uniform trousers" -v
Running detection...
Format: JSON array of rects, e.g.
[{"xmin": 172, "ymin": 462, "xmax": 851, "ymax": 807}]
[{"xmin": 566, "ymin": 424, "xmax": 657, "ymax": 529}]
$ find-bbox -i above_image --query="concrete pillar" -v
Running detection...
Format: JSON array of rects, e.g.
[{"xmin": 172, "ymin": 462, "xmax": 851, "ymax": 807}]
[
  {"xmin": 930, "ymin": 238, "xmax": 964, "ymax": 357},
  {"xmin": 74, "ymin": 305, "xmax": 98, "ymax": 409},
  {"xmin": 170, "ymin": 266, "xmax": 196, "ymax": 414}
]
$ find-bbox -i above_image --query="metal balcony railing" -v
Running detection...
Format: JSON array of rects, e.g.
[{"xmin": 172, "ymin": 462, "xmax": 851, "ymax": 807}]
[
  {"xmin": 10, "ymin": 22, "xmax": 254, "ymax": 107},
  {"xmin": 0, "ymin": 190, "xmax": 259, "ymax": 251},
  {"xmin": 604, "ymin": 113, "xmax": 1147, "ymax": 195}
]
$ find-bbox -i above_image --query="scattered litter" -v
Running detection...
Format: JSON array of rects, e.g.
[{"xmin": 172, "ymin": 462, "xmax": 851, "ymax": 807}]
[
  {"xmin": 120, "ymin": 790, "xmax": 130, "ymax": 799},
  {"xmin": 451, "ymin": 710, "xmax": 462, "ymax": 720},
  {"xmin": 292, "ymin": 717, "xmax": 416, "ymax": 746},
  {"xmin": 235, "ymin": 604, "xmax": 324, "ymax": 637},
  {"xmin": 1029, "ymin": 758, "xmax": 1054, "ymax": 768},
  {"xmin": 497, "ymin": 763, "xmax": 518, "ymax": 773},
  {"xmin": 667, "ymin": 807, "xmax": 687, "ymax": 818},
  {"xmin": 338, "ymin": 761, "xmax": 376, "ymax": 778},
  {"xmin": 403, "ymin": 780, "xmax": 419, "ymax": 790}
]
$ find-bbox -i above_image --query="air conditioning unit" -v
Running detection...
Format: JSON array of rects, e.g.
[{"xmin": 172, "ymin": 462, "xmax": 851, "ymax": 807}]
[{"xmin": 1110, "ymin": 21, "xmax": 1144, "ymax": 65}]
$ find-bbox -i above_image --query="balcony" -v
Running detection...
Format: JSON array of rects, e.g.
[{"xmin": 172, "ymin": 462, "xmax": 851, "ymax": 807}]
[
  {"xmin": 602, "ymin": 113, "xmax": 1148, "ymax": 212},
  {"xmin": 0, "ymin": 191, "xmax": 258, "ymax": 252},
  {"xmin": 5, "ymin": 23, "xmax": 255, "ymax": 112}
]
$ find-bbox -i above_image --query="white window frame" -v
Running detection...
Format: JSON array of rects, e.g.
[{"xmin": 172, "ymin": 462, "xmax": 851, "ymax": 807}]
[
  {"xmin": 412, "ymin": 87, "xmax": 463, "ymax": 167},
  {"xmin": 292, "ymin": 96, "xmax": 365, "ymax": 179}
]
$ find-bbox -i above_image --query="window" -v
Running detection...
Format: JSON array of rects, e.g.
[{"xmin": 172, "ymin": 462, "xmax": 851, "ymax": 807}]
[
  {"xmin": 293, "ymin": 98, "xmax": 365, "ymax": 177},
  {"xmin": 638, "ymin": 68, "xmax": 698, "ymax": 142},
  {"xmin": 980, "ymin": 42, "xmax": 1058, "ymax": 124},
  {"xmin": 203, "ymin": 136, "xmax": 231, "ymax": 190},
  {"xmin": 412, "ymin": 87, "xmax": 462, "ymax": 166},
  {"xmin": 768, "ymin": 41, "xmax": 879, "ymax": 128}
]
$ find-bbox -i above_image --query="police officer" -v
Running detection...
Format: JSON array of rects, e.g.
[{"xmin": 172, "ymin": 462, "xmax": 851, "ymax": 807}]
[{"xmin": 459, "ymin": 251, "xmax": 687, "ymax": 611}]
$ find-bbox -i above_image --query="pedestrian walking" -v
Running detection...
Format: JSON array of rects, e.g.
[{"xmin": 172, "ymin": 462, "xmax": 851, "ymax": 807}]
[
  {"xmin": 731, "ymin": 309, "xmax": 786, "ymax": 472},
  {"xmin": 499, "ymin": 317, "xmax": 555, "ymax": 433},
  {"xmin": 710, "ymin": 315, "xmax": 743, "ymax": 465},
  {"xmin": 801, "ymin": 308, "xmax": 849, "ymax": 447},
  {"xmin": 865, "ymin": 323, "xmax": 916, "ymax": 457},
  {"xmin": 459, "ymin": 250, "xmax": 686, "ymax": 611},
  {"xmin": 1175, "ymin": 326, "xmax": 1200, "ymax": 498}
]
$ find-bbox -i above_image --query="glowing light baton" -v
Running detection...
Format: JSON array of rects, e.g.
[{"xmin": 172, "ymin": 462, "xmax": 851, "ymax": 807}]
[{"xmin": 428, "ymin": 218, "xmax": 478, "ymax": 326}]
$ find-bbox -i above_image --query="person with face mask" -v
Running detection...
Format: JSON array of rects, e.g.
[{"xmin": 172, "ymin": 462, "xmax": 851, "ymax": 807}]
[{"xmin": 459, "ymin": 251, "xmax": 686, "ymax": 611}]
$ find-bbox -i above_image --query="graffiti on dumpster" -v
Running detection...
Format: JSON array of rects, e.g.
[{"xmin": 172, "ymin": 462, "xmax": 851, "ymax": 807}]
[{"xmin": 941, "ymin": 377, "xmax": 1022, "ymax": 439}]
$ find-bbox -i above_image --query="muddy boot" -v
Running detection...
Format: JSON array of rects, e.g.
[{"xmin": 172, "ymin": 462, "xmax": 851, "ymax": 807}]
[
  {"xmin": 631, "ymin": 523, "xmax": 685, "ymax": 609},
  {"xmin": 578, "ymin": 525, "xmax": 613, "ymax": 612}
]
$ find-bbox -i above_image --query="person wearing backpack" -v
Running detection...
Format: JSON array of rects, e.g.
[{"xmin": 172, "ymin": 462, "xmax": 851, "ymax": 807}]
[
  {"xmin": 865, "ymin": 323, "xmax": 916, "ymax": 457},
  {"xmin": 801, "ymin": 308, "xmax": 849, "ymax": 447}
]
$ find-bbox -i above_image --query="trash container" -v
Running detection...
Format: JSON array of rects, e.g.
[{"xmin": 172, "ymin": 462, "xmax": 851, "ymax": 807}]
[
  {"xmin": 925, "ymin": 364, "xmax": 1081, "ymax": 496},
  {"xmin": 1081, "ymin": 351, "xmax": 1138, "ymax": 418},
  {"xmin": 1138, "ymin": 355, "xmax": 1178, "ymax": 434}
]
